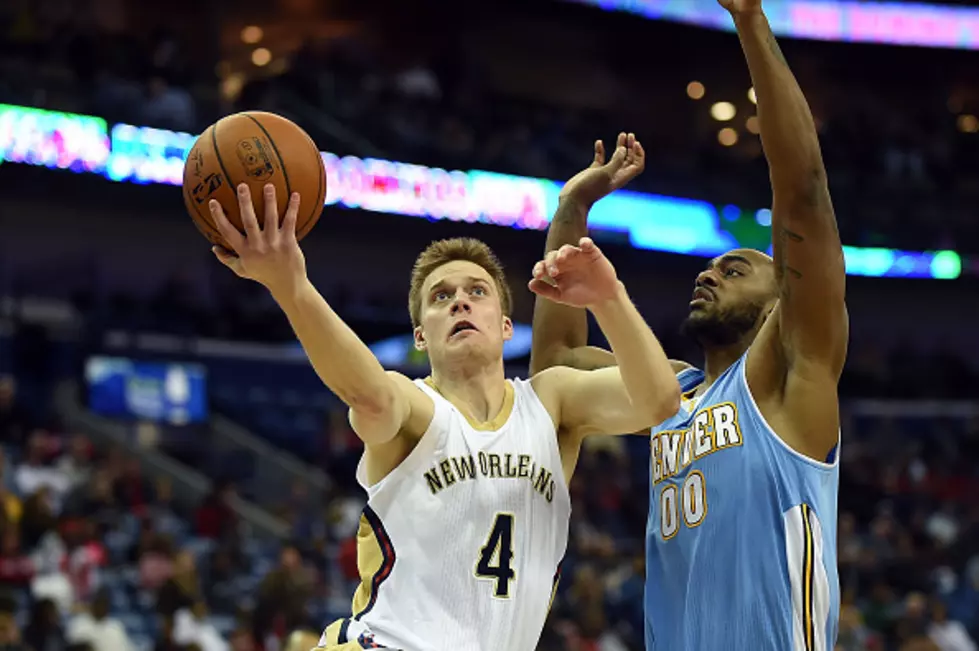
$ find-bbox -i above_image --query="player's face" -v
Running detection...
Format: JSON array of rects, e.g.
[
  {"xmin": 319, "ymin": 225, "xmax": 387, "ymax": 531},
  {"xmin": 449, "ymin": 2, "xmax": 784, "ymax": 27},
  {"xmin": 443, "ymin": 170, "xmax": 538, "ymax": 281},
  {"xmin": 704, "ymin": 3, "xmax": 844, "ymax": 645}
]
[
  {"xmin": 414, "ymin": 260, "xmax": 513, "ymax": 367},
  {"xmin": 681, "ymin": 249, "xmax": 778, "ymax": 347}
]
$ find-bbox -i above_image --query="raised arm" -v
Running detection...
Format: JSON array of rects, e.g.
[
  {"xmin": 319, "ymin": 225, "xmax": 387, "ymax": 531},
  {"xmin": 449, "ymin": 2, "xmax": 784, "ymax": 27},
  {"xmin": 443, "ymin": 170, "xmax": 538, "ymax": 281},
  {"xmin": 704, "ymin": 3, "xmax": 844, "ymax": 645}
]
[
  {"xmin": 530, "ymin": 239, "xmax": 680, "ymax": 438},
  {"xmin": 209, "ymin": 184, "xmax": 432, "ymax": 448},
  {"xmin": 529, "ymin": 133, "xmax": 645, "ymax": 375},
  {"xmin": 727, "ymin": 0, "xmax": 848, "ymax": 375}
]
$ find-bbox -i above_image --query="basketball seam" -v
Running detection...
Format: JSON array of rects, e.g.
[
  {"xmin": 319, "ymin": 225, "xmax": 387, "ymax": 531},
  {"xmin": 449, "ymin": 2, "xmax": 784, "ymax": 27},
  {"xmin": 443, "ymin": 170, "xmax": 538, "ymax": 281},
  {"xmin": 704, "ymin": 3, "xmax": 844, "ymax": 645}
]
[
  {"xmin": 243, "ymin": 114, "xmax": 293, "ymax": 226},
  {"xmin": 303, "ymin": 133, "xmax": 326, "ymax": 238},
  {"xmin": 298, "ymin": 132, "xmax": 325, "ymax": 239},
  {"xmin": 209, "ymin": 119, "xmax": 239, "ymax": 245}
]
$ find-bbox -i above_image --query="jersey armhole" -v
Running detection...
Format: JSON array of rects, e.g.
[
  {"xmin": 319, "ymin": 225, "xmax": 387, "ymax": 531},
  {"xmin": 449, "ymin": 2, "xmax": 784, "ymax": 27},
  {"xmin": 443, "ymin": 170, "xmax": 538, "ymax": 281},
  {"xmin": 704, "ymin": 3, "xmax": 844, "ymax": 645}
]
[
  {"xmin": 357, "ymin": 385, "xmax": 449, "ymax": 493},
  {"xmin": 738, "ymin": 357, "xmax": 840, "ymax": 471},
  {"xmin": 512, "ymin": 377, "xmax": 570, "ymax": 498}
]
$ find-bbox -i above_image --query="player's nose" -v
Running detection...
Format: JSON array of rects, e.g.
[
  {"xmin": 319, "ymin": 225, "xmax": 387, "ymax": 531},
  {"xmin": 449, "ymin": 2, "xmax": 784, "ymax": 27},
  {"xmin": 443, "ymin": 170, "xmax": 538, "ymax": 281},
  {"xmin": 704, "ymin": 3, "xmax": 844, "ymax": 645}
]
[
  {"xmin": 696, "ymin": 269, "xmax": 720, "ymax": 288},
  {"xmin": 449, "ymin": 294, "xmax": 472, "ymax": 315}
]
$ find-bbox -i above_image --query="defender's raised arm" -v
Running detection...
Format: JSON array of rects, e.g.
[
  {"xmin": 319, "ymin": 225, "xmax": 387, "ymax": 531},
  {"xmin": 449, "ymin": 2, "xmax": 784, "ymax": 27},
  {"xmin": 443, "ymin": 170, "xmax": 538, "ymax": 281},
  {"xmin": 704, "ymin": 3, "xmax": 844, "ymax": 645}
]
[
  {"xmin": 529, "ymin": 133, "xmax": 645, "ymax": 375},
  {"xmin": 727, "ymin": 0, "xmax": 848, "ymax": 376}
]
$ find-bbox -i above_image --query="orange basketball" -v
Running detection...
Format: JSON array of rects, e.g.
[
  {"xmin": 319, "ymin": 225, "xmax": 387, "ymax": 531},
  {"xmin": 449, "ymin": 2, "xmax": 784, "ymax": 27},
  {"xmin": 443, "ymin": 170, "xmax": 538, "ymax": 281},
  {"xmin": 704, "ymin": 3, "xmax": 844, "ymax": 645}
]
[{"xmin": 182, "ymin": 111, "xmax": 326, "ymax": 249}]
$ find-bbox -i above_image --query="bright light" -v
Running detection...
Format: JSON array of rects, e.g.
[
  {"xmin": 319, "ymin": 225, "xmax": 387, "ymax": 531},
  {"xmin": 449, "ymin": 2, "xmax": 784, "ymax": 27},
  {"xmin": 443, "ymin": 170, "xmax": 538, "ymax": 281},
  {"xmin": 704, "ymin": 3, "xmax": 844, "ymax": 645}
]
[
  {"xmin": 746, "ymin": 116, "xmax": 760, "ymax": 134},
  {"xmin": 687, "ymin": 81, "xmax": 705, "ymax": 100},
  {"xmin": 711, "ymin": 102, "xmax": 736, "ymax": 121},
  {"xmin": 221, "ymin": 73, "xmax": 245, "ymax": 101},
  {"xmin": 251, "ymin": 48, "xmax": 272, "ymax": 67},
  {"xmin": 718, "ymin": 128, "xmax": 738, "ymax": 146},
  {"xmin": 748, "ymin": 87, "xmax": 757, "ymax": 104},
  {"xmin": 957, "ymin": 114, "xmax": 978, "ymax": 133},
  {"xmin": 241, "ymin": 26, "xmax": 263, "ymax": 44},
  {"xmin": 755, "ymin": 208, "xmax": 772, "ymax": 227}
]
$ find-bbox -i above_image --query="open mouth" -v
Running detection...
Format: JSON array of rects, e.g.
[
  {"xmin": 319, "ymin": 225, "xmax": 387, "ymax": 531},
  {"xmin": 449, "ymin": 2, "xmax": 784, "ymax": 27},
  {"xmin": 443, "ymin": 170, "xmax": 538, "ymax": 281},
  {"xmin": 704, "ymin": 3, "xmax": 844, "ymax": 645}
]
[
  {"xmin": 691, "ymin": 287, "xmax": 715, "ymax": 303},
  {"xmin": 449, "ymin": 320, "xmax": 478, "ymax": 338}
]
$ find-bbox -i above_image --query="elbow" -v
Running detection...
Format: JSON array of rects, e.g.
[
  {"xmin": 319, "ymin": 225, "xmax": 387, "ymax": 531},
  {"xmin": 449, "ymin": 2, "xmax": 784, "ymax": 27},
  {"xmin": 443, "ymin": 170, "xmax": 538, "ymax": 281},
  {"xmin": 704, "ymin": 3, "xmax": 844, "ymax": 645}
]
[{"xmin": 344, "ymin": 384, "xmax": 398, "ymax": 420}]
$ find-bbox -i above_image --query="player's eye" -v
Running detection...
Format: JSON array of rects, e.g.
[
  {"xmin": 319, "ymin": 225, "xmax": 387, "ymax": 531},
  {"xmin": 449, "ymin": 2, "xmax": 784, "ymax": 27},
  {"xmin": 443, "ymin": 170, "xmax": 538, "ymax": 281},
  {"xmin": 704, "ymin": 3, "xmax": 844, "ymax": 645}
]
[
  {"xmin": 725, "ymin": 268, "xmax": 742, "ymax": 277},
  {"xmin": 434, "ymin": 291, "xmax": 450, "ymax": 302},
  {"xmin": 471, "ymin": 285, "xmax": 487, "ymax": 297}
]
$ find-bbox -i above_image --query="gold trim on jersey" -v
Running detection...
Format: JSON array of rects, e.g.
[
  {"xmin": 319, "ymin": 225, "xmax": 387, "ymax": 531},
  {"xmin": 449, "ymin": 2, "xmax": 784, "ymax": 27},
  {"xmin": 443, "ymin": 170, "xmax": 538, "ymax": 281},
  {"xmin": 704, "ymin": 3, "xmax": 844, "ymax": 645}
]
[
  {"xmin": 801, "ymin": 503, "xmax": 815, "ymax": 651},
  {"xmin": 351, "ymin": 506, "xmax": 396, "ymax": 619},
  {"xmin": 424, "ymin": 377, "xmax": 515, "ymax": 431}
]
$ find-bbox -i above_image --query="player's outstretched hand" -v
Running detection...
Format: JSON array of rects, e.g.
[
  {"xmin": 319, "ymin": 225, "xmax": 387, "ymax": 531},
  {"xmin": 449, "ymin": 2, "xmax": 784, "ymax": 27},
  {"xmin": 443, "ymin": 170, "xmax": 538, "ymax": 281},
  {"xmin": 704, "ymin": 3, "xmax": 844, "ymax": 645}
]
[
  {"xmin": 559, "ymin": 132, "xmax": 645, "ymax": 208},
  {"xmin": 528, "ymin": 237, "xmax": 620, "ymax": 309},
  {"xmin": 717, "ymin": 0, "xmax": 762, "ymax": 15},
  {"xmin": 210, "ymin": 183, "xmax": 307, "ymax": 299}
]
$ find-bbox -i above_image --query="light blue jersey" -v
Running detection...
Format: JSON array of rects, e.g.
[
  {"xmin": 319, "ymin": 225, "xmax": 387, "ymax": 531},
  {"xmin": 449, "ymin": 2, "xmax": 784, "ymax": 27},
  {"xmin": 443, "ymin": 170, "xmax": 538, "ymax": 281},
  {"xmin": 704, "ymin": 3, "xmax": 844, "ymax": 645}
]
[{"xmin": 644, "ymin": 351, "xmax": 840, "ymax": 651}]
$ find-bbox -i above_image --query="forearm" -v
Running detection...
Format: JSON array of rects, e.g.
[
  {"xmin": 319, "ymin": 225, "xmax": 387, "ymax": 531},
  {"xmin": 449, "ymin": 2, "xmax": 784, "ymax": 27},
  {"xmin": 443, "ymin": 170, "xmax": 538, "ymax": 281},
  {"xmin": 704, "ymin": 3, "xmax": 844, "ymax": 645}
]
[
  {"xmin": 530, "ymin": 197, "xmax": 590, "ymax": 374},
  {"xmin": 273, "ymin": 279, "xmax": 397, "ymax": 415},
  {"xmin": 734, "ymin": 11, "xmax": 826, "ymax": 195},
  {"xmin": 589, "ymin": 284, "xmax": 679, "ymax": 421}
]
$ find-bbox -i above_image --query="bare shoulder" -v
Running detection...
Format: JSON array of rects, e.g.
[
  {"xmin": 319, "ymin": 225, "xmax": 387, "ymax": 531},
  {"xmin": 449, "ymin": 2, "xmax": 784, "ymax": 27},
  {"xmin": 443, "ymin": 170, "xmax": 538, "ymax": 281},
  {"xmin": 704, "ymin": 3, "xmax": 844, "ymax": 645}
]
[
  {"xmin": 361, "ymin": 372, "xmax": 435, "ymax": 486},
  {"xmin": 385, "ymin": 371, "xmax": 435, "ymax": 438},
  {"xmin": 530, "ymin": 366, "xmax": 577, "ymax": 427}
]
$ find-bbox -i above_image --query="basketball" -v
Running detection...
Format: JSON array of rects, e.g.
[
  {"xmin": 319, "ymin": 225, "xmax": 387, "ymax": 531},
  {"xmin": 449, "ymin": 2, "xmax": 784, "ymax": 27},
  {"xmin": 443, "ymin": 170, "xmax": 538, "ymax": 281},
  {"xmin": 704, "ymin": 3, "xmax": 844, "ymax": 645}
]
[{"xmin": 182, "ymin": 111, "xmax": 327, "ymax": 249}]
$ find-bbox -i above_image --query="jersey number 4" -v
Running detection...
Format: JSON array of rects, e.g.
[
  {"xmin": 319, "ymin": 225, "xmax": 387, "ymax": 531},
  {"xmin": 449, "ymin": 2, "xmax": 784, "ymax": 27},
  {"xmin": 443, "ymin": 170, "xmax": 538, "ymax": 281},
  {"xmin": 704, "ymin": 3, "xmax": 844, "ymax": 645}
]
[{"xmin": 475, "ymin": 513, "xmax": 516, "ymax": 598}]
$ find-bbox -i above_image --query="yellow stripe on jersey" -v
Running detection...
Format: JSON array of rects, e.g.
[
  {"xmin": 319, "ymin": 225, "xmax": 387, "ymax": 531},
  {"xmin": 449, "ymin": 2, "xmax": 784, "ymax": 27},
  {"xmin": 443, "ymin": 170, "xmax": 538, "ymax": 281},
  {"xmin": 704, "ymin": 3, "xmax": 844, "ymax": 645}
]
[
  {"xmin": 424, "ymin": 377, "xmax": 515, "ymax": 431},
  {"xmin": 801, "ymin": 503, "xmax": 815, "ymax": 651},
  {"xmin": 352, "ymin": 506, "xmax": 396, "ymax": 619}
]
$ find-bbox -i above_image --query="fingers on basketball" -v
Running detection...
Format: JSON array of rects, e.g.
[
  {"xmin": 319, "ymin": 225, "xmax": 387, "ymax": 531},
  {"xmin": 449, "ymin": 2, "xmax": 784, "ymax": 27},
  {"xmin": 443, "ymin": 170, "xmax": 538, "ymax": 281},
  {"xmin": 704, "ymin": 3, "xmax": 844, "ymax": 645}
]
[
  {"xmin": 281, "ymin": 192, "xmax": 301, "ymax": 239},
  {"xmin": 263, "ymin": 183, "xmax": 279, "ymax": 235},
  {"xmin": 237, "ymin": 184, "xmax": 262, "ymax": 240},
  {"xmin": 209, "ymin": 200, "xmax": 244, "ymax": 253}
]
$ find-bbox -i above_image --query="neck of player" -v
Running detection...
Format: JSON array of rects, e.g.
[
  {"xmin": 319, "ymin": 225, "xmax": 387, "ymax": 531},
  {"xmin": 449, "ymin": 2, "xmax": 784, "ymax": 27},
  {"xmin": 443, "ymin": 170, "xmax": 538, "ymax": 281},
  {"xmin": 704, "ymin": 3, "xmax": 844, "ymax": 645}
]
[
  {"xmin": 430, "ymin": 360, "xmax": 508, "ymax": 424},
  {"xmin": 701, "ymin": 339, "xmax": 752, "ymax": 389}
]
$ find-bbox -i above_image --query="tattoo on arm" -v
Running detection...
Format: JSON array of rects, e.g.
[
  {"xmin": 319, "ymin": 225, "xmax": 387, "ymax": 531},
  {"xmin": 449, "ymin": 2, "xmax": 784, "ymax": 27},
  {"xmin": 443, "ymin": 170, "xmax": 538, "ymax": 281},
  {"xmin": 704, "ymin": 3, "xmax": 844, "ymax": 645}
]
[
  {"xmin": 766, "ymin": 29, "xmax": 788, "ymax": 67},
  {"xmin": 774, "ymin": 226, "xmax": 804, "ymax": 295}
]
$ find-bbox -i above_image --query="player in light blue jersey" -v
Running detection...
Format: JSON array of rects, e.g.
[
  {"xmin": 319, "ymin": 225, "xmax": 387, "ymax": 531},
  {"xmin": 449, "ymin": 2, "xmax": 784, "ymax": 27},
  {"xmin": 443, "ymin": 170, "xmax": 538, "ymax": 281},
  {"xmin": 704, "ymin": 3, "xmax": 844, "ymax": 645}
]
[{"xmin": 529, "ymin": 0, "xmax": 847, "ymax": 649}]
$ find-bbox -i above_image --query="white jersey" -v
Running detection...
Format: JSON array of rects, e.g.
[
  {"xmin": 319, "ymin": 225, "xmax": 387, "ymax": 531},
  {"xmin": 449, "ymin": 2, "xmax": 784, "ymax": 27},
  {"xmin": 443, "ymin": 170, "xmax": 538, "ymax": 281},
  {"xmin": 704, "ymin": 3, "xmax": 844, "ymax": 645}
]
[{"xmin": 332, "ymin": 378, "xmax": 571, "ymax": 651}]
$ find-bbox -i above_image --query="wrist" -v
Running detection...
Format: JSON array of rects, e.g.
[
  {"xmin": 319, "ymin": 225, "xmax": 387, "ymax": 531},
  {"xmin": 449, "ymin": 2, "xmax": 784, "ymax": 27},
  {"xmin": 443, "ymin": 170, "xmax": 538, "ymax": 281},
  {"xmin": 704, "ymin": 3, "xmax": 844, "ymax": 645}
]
[
  {"xmin": 269, "ymin": 275, "xmax": 312, "ymax": 309},
  {"xmin": 732, "ymin": 8, "xmax": 766, "ymax": 27},
  {"xmin": 587, "ymin": 281, "xmax": 629, "ymax": 317},
  {"xmin": 555, "ymin": 194, "xmax": 593, "ymax": 221}
]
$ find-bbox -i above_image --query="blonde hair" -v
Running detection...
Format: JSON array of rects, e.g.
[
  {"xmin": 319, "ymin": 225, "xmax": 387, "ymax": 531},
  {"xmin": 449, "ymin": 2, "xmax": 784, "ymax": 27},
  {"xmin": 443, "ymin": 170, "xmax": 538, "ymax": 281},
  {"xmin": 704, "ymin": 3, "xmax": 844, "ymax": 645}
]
[{"xmin": 408, "ymin": 238, "xmax": 512, "ymax": 327}]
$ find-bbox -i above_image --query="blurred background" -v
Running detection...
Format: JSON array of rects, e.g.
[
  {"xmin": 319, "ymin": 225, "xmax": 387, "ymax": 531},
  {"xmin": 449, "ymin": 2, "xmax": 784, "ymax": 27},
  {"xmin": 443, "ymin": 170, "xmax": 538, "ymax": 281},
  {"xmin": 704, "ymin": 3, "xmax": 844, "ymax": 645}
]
[{"xmin": 1, "ymin": 0, "xmax": 979, "ymax": 650}]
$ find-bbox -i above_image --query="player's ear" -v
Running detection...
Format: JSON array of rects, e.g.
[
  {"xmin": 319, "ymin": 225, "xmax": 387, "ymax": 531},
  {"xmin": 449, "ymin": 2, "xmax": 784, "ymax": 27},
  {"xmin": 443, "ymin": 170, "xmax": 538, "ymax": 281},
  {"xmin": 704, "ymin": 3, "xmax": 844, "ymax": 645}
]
[
  {"xmin": 501, "ymin": 316, "xmax": 513, "ymax": 342},
  {"xmin": 414, "ymin": 325, "xmax": 428, "ymax": 351}
]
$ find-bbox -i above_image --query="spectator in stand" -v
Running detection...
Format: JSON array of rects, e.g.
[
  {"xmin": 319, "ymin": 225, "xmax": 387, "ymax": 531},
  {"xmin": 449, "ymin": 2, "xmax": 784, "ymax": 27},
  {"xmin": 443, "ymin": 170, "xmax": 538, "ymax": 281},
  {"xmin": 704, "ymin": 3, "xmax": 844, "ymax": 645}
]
[
  {"xmin": 928, "ymin": 600, "xmax": 977, "ymax": 651},
  {"xmin": 113, "ymin": 458, "xmax": 153, "ymax": 518},
  {"xmin": 195, "ymin": 482, "xmax": 238, "ymax": 541},
  {"xmin": 23, "ymin": 598, "xmax": 66, "ymax": 651},
  {"xmin": 156, "ymin": 550, "xmax": 201, "ymax": 618},
  {"xmin": 251, "ymin": 545, "xmax": 312, "ymax": 647},
  {"xmin": 66, "ymin": 589, "xmax": 132, "ymax": 651},
  {"xmin": 57, "ymin": 435, "xmax": 94, "ymax": 493},
  {"xmin": 0, "ymin": 527, "xmax": 34, "ymax": 588},
  {"xmin": 15, "ymin": 434, "xmax": 69, "ymax": 508},
  {"xmin": 0, "ymin": 377, "xmax": 31, "ymax": 448},
  {"xmin": 0, "ymin": 592, "xmax": 27, "ymax": 651},
  {"xmin": 173, "ymin": 602, "xmax": 227, "ymax": 651}
]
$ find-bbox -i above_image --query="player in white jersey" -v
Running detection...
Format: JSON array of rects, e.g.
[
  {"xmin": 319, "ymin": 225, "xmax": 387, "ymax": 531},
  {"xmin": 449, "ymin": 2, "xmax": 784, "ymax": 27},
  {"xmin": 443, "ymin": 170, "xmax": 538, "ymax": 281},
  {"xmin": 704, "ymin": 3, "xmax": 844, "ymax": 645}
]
[{"xmin": 206, "ymin": 148, "xmax": 678, "ymax": 651}]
